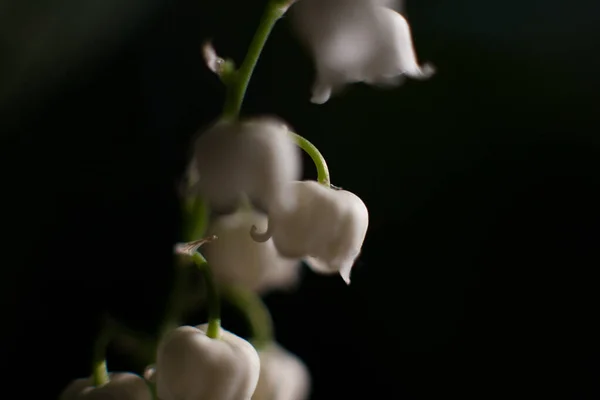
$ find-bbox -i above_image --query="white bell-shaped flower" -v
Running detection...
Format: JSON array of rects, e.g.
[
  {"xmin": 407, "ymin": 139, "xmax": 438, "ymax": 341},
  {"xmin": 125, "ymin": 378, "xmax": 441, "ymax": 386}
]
[
  {"xmin": 290, "ymin": 0, "xmax": 434, "ymax": 103},
  {"xmin": 251, "ymin": 181, "xmax": 369, "ymax": 284},
  {"xmin": 204, "ymin": 208, "xmax": 302, "ymax": 293},
  {"xmin": 59, "ymin": 373, "xmax": 152, "ymax": 400},
  {"xmin": 155, "ymin": 324, "xmax": 260, "ymax": 400},
  {"xmin": 192, "ymin": 117, "xmax": 302, "ymax": 214},
  {"xmin": 252, "ymin": 343, "xmax": 311, "ymax": 400}
]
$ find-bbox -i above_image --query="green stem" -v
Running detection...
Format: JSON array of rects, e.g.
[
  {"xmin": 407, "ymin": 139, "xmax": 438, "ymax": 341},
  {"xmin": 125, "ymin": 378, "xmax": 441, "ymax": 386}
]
[
  {"xmin": 91, "ymin": 322, "xmax": 115, "ymax": 387},
  {"xmin": 92, "ymin": 359, "xmax": 109, "ymax": 387},
  {"xmin": 222, "ymin": 1, "xmax": 287, "ymax": 119},
  {"xmin": 111, "ymin": 322, "xmax": 157, "ymax": 367},
  {"xmin": 191, "ymin": 252, "xmax": 221, "ymax": 339},
  {"xmin": 184, "ymin": 196, "xmax": 210, "ymax": 242},
  {"xmin": 221, "ymin": 285, "xmax": 274, "ymax": 349},
  {"xmin": 291, "ymin": 131, "xmax": 331, "ymax": 186},
  {"xmin": 158, "ymin": 255, "xmax": 191, "ymax": 340},
  {"xmin": 158, "ymin": 196, "xmax": 209, "ymax": 341}
]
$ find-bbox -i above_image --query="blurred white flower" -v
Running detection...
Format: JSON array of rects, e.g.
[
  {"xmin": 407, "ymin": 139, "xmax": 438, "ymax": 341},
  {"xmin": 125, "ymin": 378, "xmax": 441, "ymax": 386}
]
[
  {"xmin": 59, "ymin": 373, "xmax": 151, "ymax": 400},
  {"xmin": 290, "ymin": 0, "xmax": 434, "ymax": 103},
  {"xmin": 251, "ymin": 181, "xmax": 369, "ymax": 284},
  {"xmin": 191, "ymin": 117, "xmax": 302, "ymax": 214},
  {"xmin": 253, "ymin": 343, "xmax": 311, "ymax": 400},
  {"xmin": 204, "ymin": 208, "xmax": 302, "ymax": 293},
  {"xmin": 155, "ymin": 324, "xmax": 260, "ymax": 400}
]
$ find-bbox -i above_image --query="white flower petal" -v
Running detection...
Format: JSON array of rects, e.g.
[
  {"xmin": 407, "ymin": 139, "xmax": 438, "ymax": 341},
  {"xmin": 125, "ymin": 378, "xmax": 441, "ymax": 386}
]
[
  {"xmin": 373, "ymin": 7, "xmax": 435, "ymax": 79},
  {"xmin": 302, "ymin": 256, "xmax": 337, "ymax": 275}
]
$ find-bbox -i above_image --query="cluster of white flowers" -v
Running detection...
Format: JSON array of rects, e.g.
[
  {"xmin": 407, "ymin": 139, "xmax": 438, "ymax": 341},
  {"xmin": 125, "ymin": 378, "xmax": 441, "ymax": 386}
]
[{"xmin": 60, "ymin": 0, "xmax": 433, "ymax": 399}]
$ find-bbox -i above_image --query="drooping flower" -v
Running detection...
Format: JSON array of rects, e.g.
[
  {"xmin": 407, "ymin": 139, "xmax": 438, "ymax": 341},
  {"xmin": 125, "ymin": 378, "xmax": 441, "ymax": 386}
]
[
  {"xmin": 251, "ymin": 180, "xmax": 369, "ymax": 284},
  {"xmin": 155, "ymin": 324, "xmax": 260, "ymax": 400},
  {"xmin": 190, "ymin": 117, "xmax": 302, "ymax": 214},
  {"xmin": 59, "ymin": 373, "xmax": 152, "ymax": 400},
  {"xmin": 252, "ymin": 343, "xmax": 311, "ymax": 400},
  {"xmin": 203, "ymin": 208, "xmax": 302, "ymax": 293},
  {"xmin": 290, "ymin": 0, "xmax": 434, "ymax": 103}
]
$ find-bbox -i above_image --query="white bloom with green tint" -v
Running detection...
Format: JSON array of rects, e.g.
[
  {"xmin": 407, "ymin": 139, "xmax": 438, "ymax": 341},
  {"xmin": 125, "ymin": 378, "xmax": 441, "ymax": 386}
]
[
  {"xmin": 253, "ymin": 343, "xmax": 311, "ymax": 400},
  {"xmin": 252, "ymin": 180, "xmax": 369, "ymax": 284},
  {"xmin": 204, "ymin": 208, "xmax": 302, "ymax": 293},
  {"xmin": 192, "ymin": 117, "xmax": 302, "ymax": 214},
  {"xmin": 59, "ymin": 373, "xmax": 151, "ymax": 400},
  {"xmin": 156, "ymin": 324, "xmax": 260, "ymax": 400},
  {"xmin": 290, "ymin": 0, "xmax": 434, "ymax": 103}
]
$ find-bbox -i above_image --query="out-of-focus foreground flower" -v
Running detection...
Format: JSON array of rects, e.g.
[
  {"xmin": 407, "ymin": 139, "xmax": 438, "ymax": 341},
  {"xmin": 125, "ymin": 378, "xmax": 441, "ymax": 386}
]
[
  {"xmin": 155, "ymin": 324, "xmax": 260, "ymax": 400},
  {"xmin": 191, "ymin": 117, "xmax": 302, "ymax": 214},
  {"xmin": 59, "ymin": 373, "xmax": 151, "ymax": 400},
  {"xmin": 204, "ymin": 208, "xmax": 302, "ymax": 293},
  {"xmin": 253, "ymin": 343, "xmax": 311, "ymax": 400}
]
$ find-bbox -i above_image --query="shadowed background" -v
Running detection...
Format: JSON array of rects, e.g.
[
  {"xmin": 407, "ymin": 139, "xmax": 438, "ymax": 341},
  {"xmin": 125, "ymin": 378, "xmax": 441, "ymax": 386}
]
[{"xmin": 1, "ymin": 0, "xmax": 599, "ymax": 398}]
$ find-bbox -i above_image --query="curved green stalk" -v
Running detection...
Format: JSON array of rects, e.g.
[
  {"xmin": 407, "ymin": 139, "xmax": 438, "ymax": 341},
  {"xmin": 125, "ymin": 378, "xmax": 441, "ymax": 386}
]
[
  {"xmin": 290, "ymin": 131, "xmax": 331, "ymax": 186},
  {"xmin": 91, "ymin": 322, "xmax": 115, "ymax": 387},
  {"xmin": 222, "ymin": 1, "xmax": 288, "ymax": 119},
  {"xmin": 191, "ymin": 252, "xmax": 221, "ymax": 339},
  {"xmin": 221, "ymin": 285, "xmax": 273, "ymax": 349}
]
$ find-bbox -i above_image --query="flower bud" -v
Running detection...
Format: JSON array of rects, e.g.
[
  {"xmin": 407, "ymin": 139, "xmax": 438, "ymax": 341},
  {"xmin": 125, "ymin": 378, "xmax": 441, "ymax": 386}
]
[
  {"xmin": 201, "ymin": 41, "xmax": 236, "ymax": 86},
  {"xmin": 253, "ymin": 343, "xmax": 311, "ymax": 400},
  {"xmin": 290, "ymin": 0, "xmax": 434, "ymax": 103},
  {"xmin": 252, "ymin": 181, "xmax": 368, "ymax": 284},
  {"xmin": 192, "ymin": 117, "xmax": 302, "ymax": 214},
  {"xmin": 59, "ymin": 373, "xmax": 151, "ymax": 400},
  {"xmin": 143, "ymin": 365, "xmax": 156, "ymax": 383},
  {"xmin": 204, "ymin": 208, "xmax": 302, "ymax": 293},
  {"xmin": 156, "ymin": 324, "xmax": 260, "ymax": 400}
]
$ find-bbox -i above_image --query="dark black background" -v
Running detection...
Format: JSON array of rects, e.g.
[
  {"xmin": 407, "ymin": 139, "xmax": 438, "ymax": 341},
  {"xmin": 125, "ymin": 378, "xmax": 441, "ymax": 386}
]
[{"xmin": 1, "ymin": 0, "xmax": 599, "ymax": 398}]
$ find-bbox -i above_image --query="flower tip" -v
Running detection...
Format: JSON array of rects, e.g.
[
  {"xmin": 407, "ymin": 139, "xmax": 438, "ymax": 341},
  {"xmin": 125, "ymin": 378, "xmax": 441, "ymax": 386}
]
[
  {"xmin": 250, "ymin": 223, "xmax": 272, "ymax": 243},
  {"xmin": 310, "ymin": 83, "xmax": 332, "ymax": 104},
  {"xmin": 423, "ymin": 63, "xmax": 436, "ymax": 76},
  {"xmin": 415, "ymin": 63, "xmax": 436, "ymax": 80},
  {"xmin": 339, "ymin": 257, "xmax": 357, "ymax": 285},
  {"xmin": 310, "ymin": 96, "xmax": 328, "ymax": 105},
  {"xmin": 340, "ymin": 266, "xmax": 352, "ymax": 285}
]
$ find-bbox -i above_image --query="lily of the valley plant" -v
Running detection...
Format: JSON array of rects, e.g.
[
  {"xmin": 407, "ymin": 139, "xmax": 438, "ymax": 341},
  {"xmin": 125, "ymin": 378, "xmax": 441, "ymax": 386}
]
[{"xmin": 60, "ymin": 0, "xmax": 434, "ymax": 399}]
